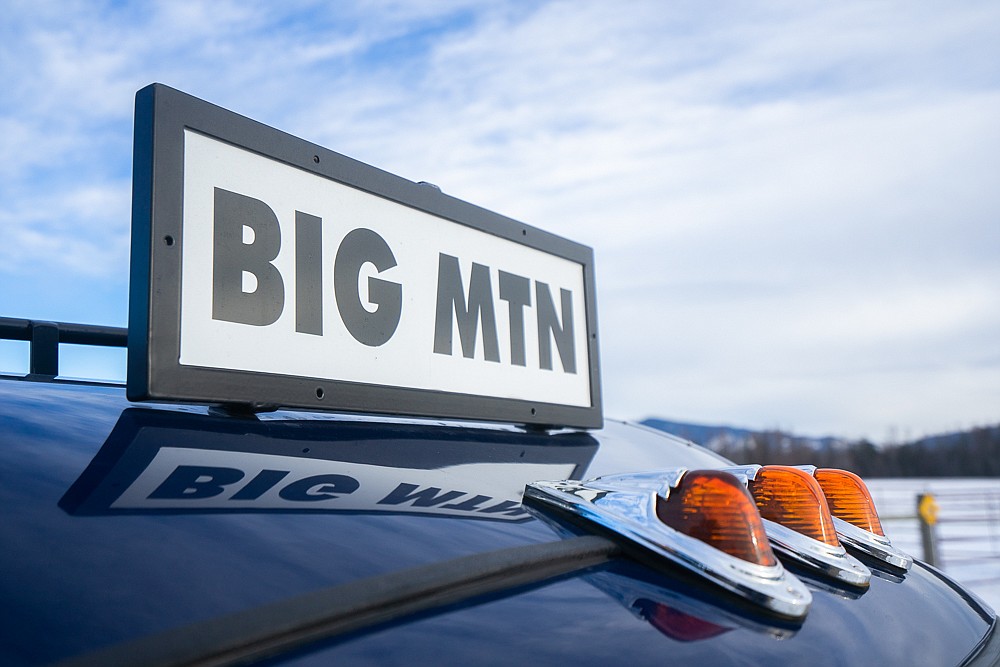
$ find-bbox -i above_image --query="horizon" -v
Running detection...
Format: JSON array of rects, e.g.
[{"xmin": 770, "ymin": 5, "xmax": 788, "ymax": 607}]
[{"xmin": 640, "ymin": 414, "xmax": 1000, "ymax": 446}]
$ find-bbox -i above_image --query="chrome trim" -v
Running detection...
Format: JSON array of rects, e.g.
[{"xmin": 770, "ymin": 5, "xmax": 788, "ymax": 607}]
[
  {"xmin": 762, "ymin": 519, "xmax": 871, "ymax": 587},
  {"xmin": 524, "ymin": 470, "xmax": 812, "ymax": 619},
  {"xmin": 721, "ymin": 463, "xmax": 762, "ymax": 485},
  {"xmin": 834, "ymin": 516, "xmax": 914, "ymax": 571}
]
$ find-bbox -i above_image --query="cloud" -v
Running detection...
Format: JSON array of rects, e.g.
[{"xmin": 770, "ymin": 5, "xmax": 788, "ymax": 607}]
[{"xmin": 0, "ymin": 0, "xmax": 997, "ymax": 439}]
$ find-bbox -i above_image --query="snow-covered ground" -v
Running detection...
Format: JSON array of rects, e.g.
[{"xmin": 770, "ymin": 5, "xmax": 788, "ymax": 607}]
[{"xmin": 867, "ymin": 478, "xmax": 1000, "ymax": 611}]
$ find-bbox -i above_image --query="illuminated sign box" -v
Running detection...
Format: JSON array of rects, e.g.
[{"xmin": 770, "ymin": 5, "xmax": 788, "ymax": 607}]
[{"xmin": 128, "ymin": 84, "xmax": 602, "ymax": 428}]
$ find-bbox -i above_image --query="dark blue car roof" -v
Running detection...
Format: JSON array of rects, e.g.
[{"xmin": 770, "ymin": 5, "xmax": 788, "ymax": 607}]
[{"xmin": 0, "ymin": 378, "xmax": 994, "ymax": 666}]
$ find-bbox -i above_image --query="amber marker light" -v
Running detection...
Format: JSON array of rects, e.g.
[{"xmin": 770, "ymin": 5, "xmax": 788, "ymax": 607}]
[
  {"xmin": 814, "ymin": 469, "xmax": 885, "ymax": 536},
  {"xmin": 526, "ymin": 470, "xmax": 814, "ymax": 617},
  {"xmin": 656, "ymin": 470, "xmax": 777, "ymax": 567},
  {"xmin": 747, "ymin": 466, "xmax": 840, "ymax": 547}
]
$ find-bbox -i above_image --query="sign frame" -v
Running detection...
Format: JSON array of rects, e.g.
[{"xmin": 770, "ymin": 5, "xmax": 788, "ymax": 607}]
[{"xmin": 128, "ymin": 83, "xmax": 602, "ymax": 428}]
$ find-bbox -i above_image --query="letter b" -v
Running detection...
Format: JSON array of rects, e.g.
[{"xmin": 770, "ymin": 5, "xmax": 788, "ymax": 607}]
[
  {"xmin": 212, "ymin": 188, "xmax": 285, "ymax": 326},
  {"xmin": 148, "ymin": 465, "xmax": 245, "ymax": 500}
]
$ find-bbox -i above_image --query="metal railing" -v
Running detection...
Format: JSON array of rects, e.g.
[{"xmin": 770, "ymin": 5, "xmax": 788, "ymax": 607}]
[
  {"xmin": 0, "ymin": 317, "xmax": 126, "ymax": 377},
  {"xmin": 911, "ymin": 489, "xmax": 1000, "ymax": 588},
  {"xmin": 879, "ymin": 488, "xmax": 1000, "ymax": 590}
]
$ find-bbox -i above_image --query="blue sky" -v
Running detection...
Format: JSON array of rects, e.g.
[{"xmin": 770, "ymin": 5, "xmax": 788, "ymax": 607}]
[{"xmin": 1, "ymin": 0, "xmax": 998, "ymax": 442}]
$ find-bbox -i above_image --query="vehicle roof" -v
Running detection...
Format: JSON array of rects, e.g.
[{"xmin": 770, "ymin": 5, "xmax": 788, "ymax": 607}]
[{"xmin": 0, "ymin": 377, "xmax": 993, "ymax": 666}]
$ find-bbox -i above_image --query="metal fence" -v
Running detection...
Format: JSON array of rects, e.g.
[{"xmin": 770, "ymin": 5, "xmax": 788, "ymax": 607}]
[
  {"xmin": 918, "ymin": 489, "xmax": 1000, "ymax": 587},
  {"xmin": 879, "ymin": 487, "xmax": 1000, "ymax": 589}
]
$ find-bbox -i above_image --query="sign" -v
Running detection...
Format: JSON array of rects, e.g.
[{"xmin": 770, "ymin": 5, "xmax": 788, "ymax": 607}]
[
  {"xmin": 918, "ymin": 493, "xmax": 939, "ymax": 526},
  {"xmin": 128, "ymin": 84, "xmax": 602, "ymax": 428}
]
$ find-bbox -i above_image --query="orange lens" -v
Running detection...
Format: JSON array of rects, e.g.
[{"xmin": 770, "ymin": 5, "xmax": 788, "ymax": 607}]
[
  {"xmin": 748, "ymin": 466, "xmax": 840, "ymax": 547},
  {"xmin": 814, "ymin": 469, "xmax": 884, "ymax": 536},
  {"xmin": 656, "ymin": 470, "xmax": 777, "ymax": 566}
]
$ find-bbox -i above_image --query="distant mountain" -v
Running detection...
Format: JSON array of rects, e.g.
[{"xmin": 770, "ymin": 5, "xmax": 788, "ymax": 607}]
[
  {"xmin": 640, "ymin": 418, "xmax": 849, "ymax": 455},
  {"xmin": 640, "ymin": 417, "xmax": 1000, "ymax": 477},
  {"xmin": 639, "ymin": 419, "xmax": 757, "ymax": 447}
]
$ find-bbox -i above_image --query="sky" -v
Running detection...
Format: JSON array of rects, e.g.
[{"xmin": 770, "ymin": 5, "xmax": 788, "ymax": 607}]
[{"xmin": 1, "ymin": 0, "xmax": 998, "ymax": 443}]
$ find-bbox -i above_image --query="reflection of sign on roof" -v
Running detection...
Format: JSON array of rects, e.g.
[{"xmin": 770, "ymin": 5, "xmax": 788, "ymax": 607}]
[
  {"xmin": 59, "ymin": 409, "xmax": 598, "ymax": 522},
  {"xmin": 113, "ymin": 447, "xmax": 565, "ymax": 520},
  {"xmin": 128, "ymin": 84, "xmax": 601, "ymax": 429}
]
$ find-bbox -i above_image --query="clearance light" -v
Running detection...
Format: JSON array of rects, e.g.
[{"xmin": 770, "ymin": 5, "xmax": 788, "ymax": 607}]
[
  {"xmin": 814, "ymin": 468, "xmax": 884, "ymax": 536},
  {"xmin": 524, "ymin": 469, "xmax": 812, "ymax": 619},
  {"xmin": 800, "ymin": 466, "xmax": 913, "ymax": 571},
  {"xmin": 748, "ymin": 466, "xmax": 839, "ymax": 546},
  {"xmin": 722, "ymin": 465, "xmax": 871, "ymax": 587},
  {"xmin": 656, "ymin": 470, "xmax": 776, "ymax": 566}
]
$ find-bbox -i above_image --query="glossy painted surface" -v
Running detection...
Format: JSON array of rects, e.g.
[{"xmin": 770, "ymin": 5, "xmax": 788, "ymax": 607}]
[{"xmin": 0, "ymin": 378, "xmax": 992, "ymax": 666}]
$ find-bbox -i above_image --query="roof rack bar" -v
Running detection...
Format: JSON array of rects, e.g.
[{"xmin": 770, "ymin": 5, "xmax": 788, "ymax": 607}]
[
  {"xmin": 0, "ymin": 317, "xmax": 128, "ymax": 346},
  {"xmin": 0, "ymin": 317, "xmax": 127, "ymax": 377}
]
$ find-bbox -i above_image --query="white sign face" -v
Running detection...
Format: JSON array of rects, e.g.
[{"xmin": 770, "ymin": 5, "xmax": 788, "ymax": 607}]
[{"xmin": 179, "ymin": 130, "xmax": 591, "ymax": 408}]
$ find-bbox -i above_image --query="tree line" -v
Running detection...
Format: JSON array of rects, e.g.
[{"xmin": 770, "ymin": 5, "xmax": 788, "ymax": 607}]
[{"xmin": 708, "ymin": 425, "xmax": 1000, "ymax": 478}]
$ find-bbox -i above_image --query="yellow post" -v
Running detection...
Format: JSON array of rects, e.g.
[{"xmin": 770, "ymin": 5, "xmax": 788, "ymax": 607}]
[{"xmin": 918, "ymin": 493, "xmax": 940, "ymax": 567}]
